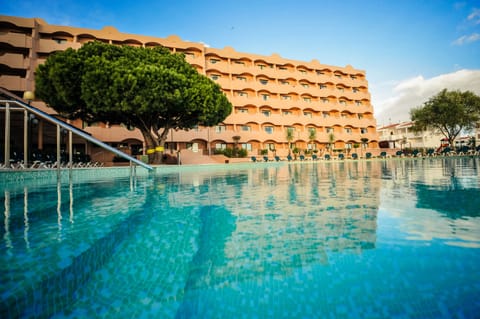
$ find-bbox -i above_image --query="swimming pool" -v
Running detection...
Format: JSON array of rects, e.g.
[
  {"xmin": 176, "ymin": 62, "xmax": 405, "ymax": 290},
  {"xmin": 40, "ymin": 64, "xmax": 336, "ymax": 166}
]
[{"xmin": 1, "ymin": 158, "xmax": 479, "ymax": 318}]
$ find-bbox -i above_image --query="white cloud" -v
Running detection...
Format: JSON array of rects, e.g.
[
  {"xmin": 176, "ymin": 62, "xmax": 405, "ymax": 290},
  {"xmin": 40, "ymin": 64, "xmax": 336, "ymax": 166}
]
[
  {"xmin": 373, "ymin": 69, "xmax": 480, "ymax": 126},
  {"xmin": 467, "ymin": 8, "xmax": 480, "ymax": 24},
  {"xmin": 452, "ymin": 32, "xmax": 480, "ymax": 45}
]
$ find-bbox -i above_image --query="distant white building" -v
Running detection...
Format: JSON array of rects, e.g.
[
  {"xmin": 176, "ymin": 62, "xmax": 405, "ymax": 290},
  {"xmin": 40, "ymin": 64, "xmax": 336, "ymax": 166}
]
[{"xmin": 376, "ymin": 121, "xmax": 475, "ymax": 150}]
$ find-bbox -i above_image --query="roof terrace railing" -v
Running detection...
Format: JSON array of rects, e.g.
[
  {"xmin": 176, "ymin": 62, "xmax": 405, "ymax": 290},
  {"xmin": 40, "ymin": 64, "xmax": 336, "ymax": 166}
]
[{"xmin": 0, "ymin": 88, "xmax": 153, "ymax": 171}]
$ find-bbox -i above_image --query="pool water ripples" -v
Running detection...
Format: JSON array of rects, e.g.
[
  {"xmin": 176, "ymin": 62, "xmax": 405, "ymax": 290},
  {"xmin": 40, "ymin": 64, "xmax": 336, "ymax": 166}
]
[{"xmin": 1, "ymin": 157, "xmax": 480, "ymax": 318}]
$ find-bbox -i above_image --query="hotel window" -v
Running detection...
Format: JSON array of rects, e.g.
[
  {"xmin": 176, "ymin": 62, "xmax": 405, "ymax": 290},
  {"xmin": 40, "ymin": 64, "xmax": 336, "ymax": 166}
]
[
  {"xmin": 283, "ymin": 110, "xmax": 292, "ymax": 115},
  {"xmin": 260, "ymin": 79, "xmax": 268, "ymax": 85},
  {"xmin": 308, "ymin": 127, "xmax": 316, "ymax": 134},
  {"xmin": 340, "ymin": 100, "xmax": 347, "ymax": 105},
  {"xmin": 304, "ymin": 112, "xmax": 312, "ymax": 118},
  {"xmin": 316, "ymin": 70, "xmax": 324, "ymax": 75},
  {"xmin": 215, "ymin": 125, "xmax": 226, "ymax": 133},
  {"xmin": 215, "ymin": 143, "xmax": 227, "ymax": 149},
  {"xmin": 350, "ymin": 75, "xmax": 357, "ymax": 80},
  {"xmin": 241, "ymin": 143, "xmax": 252, "ymax": 151},
  {"xmin": 353, "ymin": 87, "xmax": 359, "ymax": 93},
  {"xmin": 262, "ymin": 110, "xmax": 271, "ymax": 117},
  {"xmin": 337, "ymin": 87, "xmax": 344, "ymax": 92},
  {"xmin": 258, "ymin": 64, "xmax": 266, "ymax": 69},
  {"xmin": 358, "ymin": 114, "xmax": 363, "ymax": 119},
  {"xmin": 356, "ymin": 101, "xmax": 362, "ymax": 106},
  {"xmin": 261, "ymin": 94, "xmax": 269, "ymax": 101},
  {"xmin": 210, "ymin": 58, "xmax": 220, "ymax": 64},
  {"xmin": 279, "ymin": 66, "xmax": 287, "ymax": 70},
  {"xmin": 184, "ymin": 52, "xmax": 195, "ymax": 58},
  {"xmin": 238, "ymin": 91, "xmax": 248, "ymax": 97},
  {"xmin": 210, "ymin": 74, "xmax": 220, "ymax": 80},
  {"xmin": 319, "ymin": 84, "xmax": 327, "ymax": 89},
  {"xmin": 238, "ymin": 108, "xmax": 248, "ymax": 113},
  {"xmin": 322, "ymin": 112, "xmax": 329, "ymax": 118},
  {"xmin": 236, "ymin": 76, "xmax": 246, "ymax": 81},
  {"xmin": 346, "ymin": 143, "xmax": 352, "ymax": 150},
  {"xmin": 52, "ymin": 37, "xmax": 67, "ymax": 44},
  {"xmin": 322, "ymin": 98, "xmax": 329, "ymax": 103},
  {"xmin": 264, "ymin": 126, "xmax": 274, "ymax": 134},
  {"xmin": 281, "ymin": 95, "xmax": 291, "ymax": 100},
  {"xmin": 241, "ymin": 125, "xmax": 251, "ymax": 131},
  {"xmin": 335, "ymin": 74, "xmax": 342, "ymax": 79},
  {"xmin": 302, "ymin": 83, "xmax": 309, "ymax": 88},
  {"xmin": 303, "ymin": 97, "xmax": 311, "ymax": 103},
  {"xmin": 345, "ymin": 127, "xmax": 352, "ymax": 134},
  {"xmin": 361, "ymin": 128, "xmax": 368, "ymax": 134},
  {"xmin": 341, "ymin": 113, "xmax": 348, "ymax": 118},
  {"xmin": 235, "ymin": 60, "xmax": 245, "ymax": 65},
  {"xmin": 280, "ymin": 80, "xmax": 289, "ymax": 85},
  {"xmin": 326, "ymin": 127, "xmax": 333, "ymax": 133},
  {"xmin": 299, "ymin": 70, "xmax": 307, "ymax": 75}
]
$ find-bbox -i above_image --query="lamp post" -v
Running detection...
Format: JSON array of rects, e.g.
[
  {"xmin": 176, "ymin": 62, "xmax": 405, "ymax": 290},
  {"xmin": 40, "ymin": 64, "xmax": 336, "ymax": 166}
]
[{"xmin": 23, "ymin": 91, "xmax": 35, "ymax": 167}]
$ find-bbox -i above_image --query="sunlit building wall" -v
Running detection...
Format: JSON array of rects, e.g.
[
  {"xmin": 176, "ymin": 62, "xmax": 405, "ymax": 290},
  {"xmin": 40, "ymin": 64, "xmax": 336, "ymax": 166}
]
[{"xmin": 0, "ymin": 15, "xmax": 380, "ymax": 159}]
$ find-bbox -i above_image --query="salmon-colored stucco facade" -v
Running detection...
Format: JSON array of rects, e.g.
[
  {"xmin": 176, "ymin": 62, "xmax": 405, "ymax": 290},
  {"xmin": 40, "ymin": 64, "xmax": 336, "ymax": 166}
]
[{"xmin": 0, "ymin": 15, "xmax": 380, "ymax": 160}]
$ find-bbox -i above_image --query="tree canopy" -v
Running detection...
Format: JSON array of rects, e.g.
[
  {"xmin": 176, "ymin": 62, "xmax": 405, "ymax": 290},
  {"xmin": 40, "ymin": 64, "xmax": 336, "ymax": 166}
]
[
  {"xmin": 35, "ymin": 41, "xmax": 232, "ymax": 162},
  {"xmin": 410, "ymin": 89, "xmax": 480, "ymax": 147}
]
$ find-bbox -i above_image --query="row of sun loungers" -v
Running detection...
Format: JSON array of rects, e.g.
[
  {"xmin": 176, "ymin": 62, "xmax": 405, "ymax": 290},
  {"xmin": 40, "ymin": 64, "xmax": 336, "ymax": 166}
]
[
  {"xmin": 1, "ymin": 151, "xmax": 104, "ymax": 169},
  {"xmin": 252, "ymin": 148, "xmax": 480, "ymax": 162}
]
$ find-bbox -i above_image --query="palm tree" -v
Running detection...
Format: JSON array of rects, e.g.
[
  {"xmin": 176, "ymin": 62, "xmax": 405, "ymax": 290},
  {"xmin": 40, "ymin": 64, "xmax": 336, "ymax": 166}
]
[
  {"xmin": 232, "ymin": 135, "xmax": 241, "ymax": 157},
  {"xmin": 308, "ymin": 127, "xmax": 317, "ymax": 152},
  {"xmin": 328, "ymin": 133, "xmax": 335, "ymax": 155},
  {"xmin": 360, "ymin": 137, "xmax": 369, "ymax": 157},
  {"xmin": 286, "ymin": 127, "xmax": 294, "ymax": 155}
]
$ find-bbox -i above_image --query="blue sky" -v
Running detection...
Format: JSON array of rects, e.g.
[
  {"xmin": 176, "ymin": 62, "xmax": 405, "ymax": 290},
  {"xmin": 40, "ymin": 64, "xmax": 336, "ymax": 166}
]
[{"xmin": 2, "ymin": 0, "xmax": 480, "ymax": 125}]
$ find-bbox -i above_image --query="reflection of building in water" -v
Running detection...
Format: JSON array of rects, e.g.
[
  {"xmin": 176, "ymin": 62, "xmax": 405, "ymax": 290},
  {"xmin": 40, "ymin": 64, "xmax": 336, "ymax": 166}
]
[{"xmin": 167, "ymin": 161, "xmax": 381, "ymax": 289}]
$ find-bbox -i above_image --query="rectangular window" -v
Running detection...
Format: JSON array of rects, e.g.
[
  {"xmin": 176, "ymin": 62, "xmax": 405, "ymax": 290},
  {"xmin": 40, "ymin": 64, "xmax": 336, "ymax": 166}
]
[
  {"xmin": 279, "ymin": 66, "xmax": 287, "ymax": 70},
  {"xmin": 335, "ymin": 74, "xmax": 342, "ymax": 79},
  {"xmin": 345, "ymin": 127, "xmax": 352, "ymax": 134},
  {"xmin": 52, "ymin": 38, "xmax": 67, "ymax": 44},
  {"xmin": 280, "ymin": 80, "xmax": 289, "ymax": 85},
  {"xmin": 215, "ymin": 125, "xmax": 226, "ymax": 133},
  {"xmin": 319, "ymin": 84, "xmax": 327, "ymax": 89},
  {"xmin": 353, "ymin": 88, "xmax": 359, "ymax": 93},
  {"xmin": 262, "ymin": 94, "xmax": 269, "ymax": 101},
  {"xmin": 358, "ymin": 114, "xmax": 363, "ymax": 119},
  {"xmin": 326, "ymin": 127, "xmax": 333, "ymax": 133},
  {"xmin": 210, "ymin": 59, "xmax": 220, "ymax": 64},
  {"xmin": 304, "ymin": 112, "xmax": 312, "ymax": 118},
  {"xmin": 303, "ymin": 97, "xmax": 311, "ymax": 102},
  {"xmin": 215, "ymin": 143, "xmax": 227, "ymax": 149},
  {"xmin": 238, "ymin": 108, "xmax": 248, "ymax": 113},
  {"xmin": 236, "ymin": 76, "xmax": 246, "ymax": 81},
  {"xmin": 260, "ymin": 79, "xmax": 268, "ymax": 85},
  {"xmin": 241, "ymin": 143, "xmax": 252, "ymax": 151},
  {"xmin": 350, "ymin": 75, "xmax": 357, "ymax": 80},
  {"xmin": 340, "ymin": 100, "xmax": 346, "ymax": 105},
  {"xmin": 258, "ymin": 64, "xmax": 266, "ymax": 69},
  {"xmin": 283, "ymin": 110, "xmax": 292, "ymax": 115},
  {"xmin": 299, "ymin": 70, "xmax": 307, "ymax": 74},
  {"xmin": 262, "ymin": 110, "xmax": 271, "ymax": 117},
  {"xmin": 316, "ymin": 70, "xmax": 324, "ymax": 75},
  {"xmin": 281, "ymin": 95, "xmax": 291, "ymax": 100},
  {"xmin": 323, "ymin": 112, "xmax": 329, "ymax": 118},
  {"xmin": 361, "ymin": 128, "xmax": 368, "ymax": 134},
  {"xmin": 210, "ymin": 74, "xmax": 220, "ymax": 80},
  {"xmin": 238, "ymin": 91, "xmax": 247, "ymax": 97},
  {"xmin": 235, "ymin": 60, "xmax": 245, "ymax": 65},
  {"xmin": 267, "ymin": 143, "xmax": 275, "ymax": 151},
  {"xmin": 302, "ymin": 83, "xmax": 309, "ymax": 88},
  {"xmin": 241, "ymin": 125, "xmax": 251, "ymax": 131},
  {"xmin": 322, "ymin": 98, "xmax": 329, "ymax": 103},
  {"xmin": 356, "ymin": 101, "xmax": 362, "ymax": 106},
  {"xmin": 264, "ymin": 126, "xmax": 274, "ymax": 134}
]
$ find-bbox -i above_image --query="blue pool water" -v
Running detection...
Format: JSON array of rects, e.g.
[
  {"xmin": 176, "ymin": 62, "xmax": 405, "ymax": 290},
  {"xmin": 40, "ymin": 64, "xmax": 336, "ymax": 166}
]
[{"xmin": 1, "ymin": 158, "xmax": 480, "ymax": 318}]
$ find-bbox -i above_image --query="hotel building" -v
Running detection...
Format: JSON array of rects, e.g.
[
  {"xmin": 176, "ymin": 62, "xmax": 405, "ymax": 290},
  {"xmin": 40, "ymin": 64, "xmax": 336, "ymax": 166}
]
[{"xmin": 0, "ymin": 15, "xmax": 380, "ymax": 163}]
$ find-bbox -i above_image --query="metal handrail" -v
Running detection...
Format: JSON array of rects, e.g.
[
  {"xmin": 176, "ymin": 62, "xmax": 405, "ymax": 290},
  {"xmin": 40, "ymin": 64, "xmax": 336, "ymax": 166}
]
[{"xmin": 0, "ymin": 97, "xmax": 153, "ymax": 171}]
